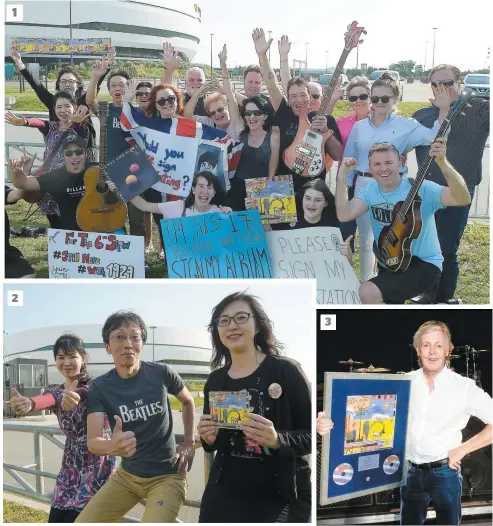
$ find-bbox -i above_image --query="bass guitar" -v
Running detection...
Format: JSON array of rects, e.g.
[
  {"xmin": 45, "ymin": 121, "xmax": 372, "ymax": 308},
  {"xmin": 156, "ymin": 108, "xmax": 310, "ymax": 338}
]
[
  {"xmin": 283, "ymin": 21, "xmax": 366, "ymax": 177},
  {"xmin": 373, "ymin": 88, "xmax": 477, "ymax": 272},
  {"xmin": 76, "ymin": 102, "xmax": 127, "ymax": 232}
]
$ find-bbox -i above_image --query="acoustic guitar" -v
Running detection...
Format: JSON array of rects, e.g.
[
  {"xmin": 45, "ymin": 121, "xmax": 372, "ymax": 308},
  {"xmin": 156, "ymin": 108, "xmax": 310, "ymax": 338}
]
[
  {"xmin": 283, "ymin": 21, "xmax": 366, "ymax": 177},
  {"xmin": 373, "ymin": 88, "xmax": 477, "ymax": 272},
  {"xmin": 76, "ymin": 102, "xmax": 127, "ymax": 232}
]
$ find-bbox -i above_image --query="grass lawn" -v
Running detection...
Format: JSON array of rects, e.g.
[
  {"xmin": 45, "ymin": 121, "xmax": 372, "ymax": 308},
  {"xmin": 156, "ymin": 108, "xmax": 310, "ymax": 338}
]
[
  {"xmin": 169, "ymin": 395, "xmax": 204, "ymax": 411},
  {"xmin": 3, "ymin": 500, "xmax": 49, "ymax": 523}
]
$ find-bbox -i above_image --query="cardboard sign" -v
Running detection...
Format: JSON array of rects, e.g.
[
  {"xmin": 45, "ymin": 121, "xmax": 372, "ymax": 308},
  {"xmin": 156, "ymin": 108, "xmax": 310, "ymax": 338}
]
[
  {"xmin": 106, "ymin": 145, "xmax": 160, "ymax": 203},
  {"xmin": 245, "ymin": 175, "xmax": 297, "ymax": 224},
  {"xmin": 161, "ymin": 211, "xmax": 272, "ymax": 279},
  {"xmin": 266, "ymin": 226, "xmax": 361, "ymax": 304},
  {"xmin": 209, "ymin": 390, "xmax": 252, "ymax": 429},
  {"xmin": 48, "ymin": 229, "xmax": 145, "ymax": 279},
  {"xmin": 12, "ymin": 37, "xmax": 111, "ymax": 55}
]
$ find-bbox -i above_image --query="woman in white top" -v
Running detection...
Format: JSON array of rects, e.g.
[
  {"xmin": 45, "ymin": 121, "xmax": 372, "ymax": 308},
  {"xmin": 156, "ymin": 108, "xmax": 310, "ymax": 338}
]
[{"xmin": 130, "ymin": 171, "xmax": 232, "ymax": 218}]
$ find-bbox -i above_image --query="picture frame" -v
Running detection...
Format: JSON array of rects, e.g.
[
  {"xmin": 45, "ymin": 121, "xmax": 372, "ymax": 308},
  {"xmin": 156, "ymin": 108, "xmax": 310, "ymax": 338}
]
[{"xmin": 319, "ymin": 372, "xmax": 414, "ymax": 505}]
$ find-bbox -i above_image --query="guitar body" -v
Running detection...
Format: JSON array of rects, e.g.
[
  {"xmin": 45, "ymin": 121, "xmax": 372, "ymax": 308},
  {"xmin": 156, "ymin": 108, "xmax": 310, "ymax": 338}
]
[
  {"xmin": 283, "ymin": 107, "xmax": 333, "ymax": 177},
  {"xmin": 374, "ymin": 197, "xmax": 423, "ymax": 272},
  {"xmin": 76, "ymin": 166, "xmax": 127, "ymax": 232}
]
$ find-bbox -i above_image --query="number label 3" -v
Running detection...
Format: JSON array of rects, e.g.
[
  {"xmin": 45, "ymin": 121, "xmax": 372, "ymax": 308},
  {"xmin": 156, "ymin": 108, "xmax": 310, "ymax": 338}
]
[{"xmin": 320, "ymin": 314, "xmax": 336, "ymax": 331}]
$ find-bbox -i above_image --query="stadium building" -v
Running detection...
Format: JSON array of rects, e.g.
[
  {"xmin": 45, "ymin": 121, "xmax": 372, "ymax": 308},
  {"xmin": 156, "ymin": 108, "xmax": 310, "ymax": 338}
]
[
  {"xmin": 4, "ymin": 0, "xmax": 201, "ymax": 65},
  {"xmin": 3, "ymin": 324, "xmax": 212, "ymax": 386}
]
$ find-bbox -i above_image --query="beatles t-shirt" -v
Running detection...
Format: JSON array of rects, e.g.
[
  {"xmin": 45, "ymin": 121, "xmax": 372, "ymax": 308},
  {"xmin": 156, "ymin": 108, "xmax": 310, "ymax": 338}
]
[
  {"xmin": 106, "ymin": 104, "xmax": 131, "ymax": 163},
  {"xmin": 87, "ymin": 361, "xmax": 185, "ymax": 478}
]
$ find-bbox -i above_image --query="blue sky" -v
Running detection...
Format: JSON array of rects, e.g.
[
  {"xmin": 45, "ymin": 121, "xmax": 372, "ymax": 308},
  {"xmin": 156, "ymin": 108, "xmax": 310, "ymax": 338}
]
[{"xmin": 3, "ymin": 281, "xmax": 315, "ymax": 377}]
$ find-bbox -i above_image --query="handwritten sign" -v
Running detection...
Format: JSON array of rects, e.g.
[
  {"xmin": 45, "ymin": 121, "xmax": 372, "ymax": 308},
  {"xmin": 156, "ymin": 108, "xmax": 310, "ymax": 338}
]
[
  {"xmin": 161, "ymin": 211, "xmax": 272, "ymax": 279},
  {"xmin": 245, "ymin": 175, "xmax": 297, "ymax": 224},
  {"xmin": 12, "ymin": 37, "xmax": 111, "ymax": 55},
  {"xmin": 48, "ymin": 229, "xmax": 145, "ymax": 279},
  {"xmin": 266, "ymin": 226, "xmax": 361, "ymax": 304}
]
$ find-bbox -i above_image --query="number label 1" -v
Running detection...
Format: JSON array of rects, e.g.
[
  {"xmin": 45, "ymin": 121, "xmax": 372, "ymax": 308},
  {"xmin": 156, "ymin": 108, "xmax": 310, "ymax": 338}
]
[
  {"xmin": 6, "ymin": 4, "xmax": 24, "ymax": 21},
  {"xmin": 7, "ymin": 291, "xmax": 24, "ymax": 307},
  {"xmin": 320, "ymin": 314, "xmax": 336, "ymax": 331}
]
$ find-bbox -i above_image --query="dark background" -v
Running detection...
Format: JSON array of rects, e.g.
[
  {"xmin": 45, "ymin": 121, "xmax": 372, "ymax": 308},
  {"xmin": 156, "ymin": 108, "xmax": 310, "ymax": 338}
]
[{"xmin": 317, "ymin": 309, "xmax": 492, "ymax": 397}]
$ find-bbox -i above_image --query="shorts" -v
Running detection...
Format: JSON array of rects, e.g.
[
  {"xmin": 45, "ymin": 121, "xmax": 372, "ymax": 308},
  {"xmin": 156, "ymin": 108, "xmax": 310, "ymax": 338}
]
[{"xmin": 370, "ymin": 256, "xmax": 441, "ymax": 304}]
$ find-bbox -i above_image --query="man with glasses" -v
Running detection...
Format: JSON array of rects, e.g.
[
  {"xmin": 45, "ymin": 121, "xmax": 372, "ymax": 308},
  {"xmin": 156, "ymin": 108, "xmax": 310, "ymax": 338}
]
[
  {"xmin": 411, "ymin": 64, "xmax": 490, "ymax": 304},
  {"xmin": 75, "ymin": 311, "xmax": 195, "ymax": 523}
]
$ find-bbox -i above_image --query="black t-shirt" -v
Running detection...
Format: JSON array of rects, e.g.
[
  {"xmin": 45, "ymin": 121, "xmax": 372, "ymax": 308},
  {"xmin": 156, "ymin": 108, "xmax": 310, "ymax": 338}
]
[
  {"xmin": 272, "ymin": 209, "xmax": 340, "ymax": 231},
  {"xmin": 37, "ymin": 164, "xmax": 96, "ymax": 231},
  {"xmin": 106, "ymin": 104, "xmax": 131, "ymax": 163},
  {"xmin": 183, "ymin": 92, "xmax": 208, "ymax": 117},
  {"xmin": 274, "ymin": 98, "xmax": 342, "ymax": 177}
]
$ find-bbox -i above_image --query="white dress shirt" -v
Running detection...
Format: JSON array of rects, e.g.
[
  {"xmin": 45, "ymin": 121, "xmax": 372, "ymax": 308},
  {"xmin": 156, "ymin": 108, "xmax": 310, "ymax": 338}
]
[{"xmin": 407, "ymin": 367, "xmax": 493, "ymax": 464}]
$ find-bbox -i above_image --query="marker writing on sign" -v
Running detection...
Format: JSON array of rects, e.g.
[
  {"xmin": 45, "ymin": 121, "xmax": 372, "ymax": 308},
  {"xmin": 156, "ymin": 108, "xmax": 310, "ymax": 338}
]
[{"xmin": 317, "ymin": 289, "xmax": 361, "ymax": 305}]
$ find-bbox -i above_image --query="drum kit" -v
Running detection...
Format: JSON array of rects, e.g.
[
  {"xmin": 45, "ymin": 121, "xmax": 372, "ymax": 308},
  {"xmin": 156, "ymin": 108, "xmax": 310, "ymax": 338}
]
[{"xmin": 339, "ymin": 346, "xmax": 489, "ymax": 387}]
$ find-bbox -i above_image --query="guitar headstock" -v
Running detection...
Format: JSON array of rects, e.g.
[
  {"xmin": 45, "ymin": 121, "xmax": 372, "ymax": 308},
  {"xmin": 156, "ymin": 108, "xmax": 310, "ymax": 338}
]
[
  {"xmin": 344, "ymin": 21, "xmax": 367, "ymax": 51},
  {"xmin": 98, "ymin": 101, "xmax": 109, "ymax": 121},
  {"xmin": 448, "ymin": 87, "xmax": 478, "ymax": 120}
]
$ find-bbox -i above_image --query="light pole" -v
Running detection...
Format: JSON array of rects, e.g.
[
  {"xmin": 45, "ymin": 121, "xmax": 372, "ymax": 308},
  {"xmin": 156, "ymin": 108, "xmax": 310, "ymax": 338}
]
[
  {"xmin": 149, "ymin": 326, "xmax": 157, "ymax": 363},
  {"xmin": 210, "ymin": 33, "xmax": 214, "ymax": 79},
  {"xmin": 325, "ymin": 50, "xmax": 328, "ymax": 74},
  {"xmin": 356, "ymin": 42, "xmax": 359, "ymax": 69},
  {"xmin": 268, "ymin": 31, "xmax": 272, "ymax": 62},
  {"xmin": 424, "ymin": 41, "xmax": 429, "ymax": 71},
  {"xmin": 305, "ymin": 43, "xmax": 308, "ymax": 75},
  {"xmin": 69, "ymin": 0, "xmax": 73, "ymax": 65},
  {"xmin": 432, "ymin": 28, "xmax": 438, "ymax": 69}
]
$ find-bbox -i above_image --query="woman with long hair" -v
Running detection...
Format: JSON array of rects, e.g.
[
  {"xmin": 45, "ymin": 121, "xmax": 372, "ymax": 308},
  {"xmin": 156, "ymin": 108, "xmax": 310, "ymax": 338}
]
[
  {"xmin": 10, "ymin": 334, "xmax": 115, "ymax": 523},
  {"xmin": 343, "ymin": 72, "xmax": 451, "ymax": 281},
  {"xmin": 197, "ymin": 292, "xmax": 311, "ymax": 523}
]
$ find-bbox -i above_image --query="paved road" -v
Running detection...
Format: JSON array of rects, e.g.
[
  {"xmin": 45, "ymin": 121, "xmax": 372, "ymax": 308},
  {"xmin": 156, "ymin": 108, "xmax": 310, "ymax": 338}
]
[{"xmin": 3, "ymin": 411, "xmax": 204, "ymax": 522}]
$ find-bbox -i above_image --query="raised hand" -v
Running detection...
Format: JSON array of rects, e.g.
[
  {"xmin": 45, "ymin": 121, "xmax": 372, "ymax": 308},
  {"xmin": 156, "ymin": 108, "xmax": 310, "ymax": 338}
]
[
  {"xmin": 218, "ymin": 44, "xmax": 227, "ymax": 66},
  {"xmin": 339, "ymin": 157, "xmax": 359, "ymax": 177},
  {"xmin": 172, "ymin": 442, "xmax": 195, "ymax": 473},
  {"xmin": 197, "ymin": 414, "xmax": 219, "ymax": 445},
  {"xmin": 162, "ymin": 42, "xmax": 182, "ymax": 71},
  {"xmin": 111, "ymin": 415, "xmax": 137, "ymax": 457},
  {"xmin": 431, "ymin": 82, "xmax": 452, "ymax": 110},
  {"xmin": 106, "ymin": 46, "xmax": 116, "ymax": 66},
  {"xmin": 69, "ymin": 105, "xmax": 90, "ymax": 124},
  {"xmin": 122, "ymin": 79, "xmax": 136, "ymax": 103},
  {"xmin": 278, "ymin": 35, "xmax": 291, "ymax": 58},
  {"xmin": 10, "ymin": 387, "xmax": 32, "ymax": 415},
  {"xmin": 91, "ymin": 61, "xmax": 106, "ymax": 80},
  {"xmin": 252, "ymin": 28, "xmax": 273, "ymax": 56},
  {"xmin": 9, "ymin": 147, "xmax": 35, "ymax": 177},
  {"xmin": 10, "ymin": 46, "xmax": 24, "ymax": 69},
  {"xmin": 5, "ymin": 111, "xmax": 27, "ymax": 127},
  {"xmin": 61, "ymin": 380, "xmax": 81, "ymax": 411},
  {"xmin": 242, "ymin": 412, "xmax": 279, "ymax": 449}
]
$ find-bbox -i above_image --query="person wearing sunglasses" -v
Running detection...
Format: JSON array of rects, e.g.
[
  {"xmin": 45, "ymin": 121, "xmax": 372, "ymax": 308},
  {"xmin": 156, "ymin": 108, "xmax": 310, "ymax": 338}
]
[
  {"xmin": 217, "ymin": 44, "xmax": 280, "ymax": 211},
  {"xmin": 343, "ymin": 72, "xmax": 452, "ymax": 283},
  {"xmin": 198, "ymin": 292, "xmax": 311, "ymax": 523},
  {"xmin": 134, "ymin": 81, "xmax": 153, "ymax": 110},
  {"xmin": 74, "ymin": 311, "xmax": 195, "ymax": 523},
  {"xmin": 411, "ymin": 64, "xmax": 490, "ymax": 305}
]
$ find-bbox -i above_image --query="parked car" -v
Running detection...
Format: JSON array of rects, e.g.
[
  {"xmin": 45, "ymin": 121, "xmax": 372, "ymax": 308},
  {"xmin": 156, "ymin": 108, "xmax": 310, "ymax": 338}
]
[
  {"xmin": 463, "ymin": 74, "xmax": 490, "ymax": 98},
  {"xmin": 368, "ymin": 70, "xmax": 404, "ymax": 101},
  {"xmin": 318, "ymin": 73, "xmax": 349, "ymax": 99}
]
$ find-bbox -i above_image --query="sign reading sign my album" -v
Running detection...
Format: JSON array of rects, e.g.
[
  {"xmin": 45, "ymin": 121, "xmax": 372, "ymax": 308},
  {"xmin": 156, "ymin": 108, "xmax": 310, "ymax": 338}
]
[
  {"xmin": 266, "ymin": 226, "xmax": 361, "ymax": 305},
  {"xmin": 12, "ymin": 37, "xmax": 111, "ymax": 55},
  {"xmin": 319, "ymin": 372, "xmax": 414, "ymax": 505},
  {"xmin": 47, "ymin": 229, "xmax": 145, "ymax": 279},
  {"xmin": 245, "ymin": 175, "xmax": 297, "ymax": 225},
  {"xmin": 161, "ymin": 211, "xmax": 272, "ymax": 279},
  {"xmin": 209, "ymin": 390, "xmax": 252, "ymax": 429}
]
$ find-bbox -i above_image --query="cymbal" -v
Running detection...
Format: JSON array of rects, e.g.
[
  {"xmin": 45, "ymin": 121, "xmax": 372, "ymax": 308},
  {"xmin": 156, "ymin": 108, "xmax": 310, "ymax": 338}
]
[
  {"xmin": 471, "ymin": 349, "xmax": 490, "ymax": 353},
  {"xmin": 449, "ymin": 354, "xmax": 460, "ymax": 359},
  {"xmin": 354, "ymin": 365, "xmax": 391, "ymax": 373},
  {"xmin": 339, "ymin": 358, "xmax": 364, "ymax": 365}
]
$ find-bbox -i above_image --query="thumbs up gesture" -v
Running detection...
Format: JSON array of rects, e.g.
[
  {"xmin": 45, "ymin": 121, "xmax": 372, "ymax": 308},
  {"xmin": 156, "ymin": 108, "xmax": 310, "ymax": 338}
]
[
  {"xmin": 10, "ymin": 388, "xmax": 32, "ymax": 415},
  {"xmin": 61, "ymin": 380, "xmax": 81, "ymax": 411},
  {"xmin": 111, "ymin": 415, "xmax": 137, "ymax": 458}
]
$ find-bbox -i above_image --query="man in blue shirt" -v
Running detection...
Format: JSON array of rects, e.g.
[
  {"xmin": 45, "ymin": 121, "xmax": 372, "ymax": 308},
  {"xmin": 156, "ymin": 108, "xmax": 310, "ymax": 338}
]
[
  {"xmin": 412, "ymin": 64, "xmax": 490, "ymax": 304},
  {"xmin": 335, "ymin": 140, "xmax": 471, "ymax": 304}
]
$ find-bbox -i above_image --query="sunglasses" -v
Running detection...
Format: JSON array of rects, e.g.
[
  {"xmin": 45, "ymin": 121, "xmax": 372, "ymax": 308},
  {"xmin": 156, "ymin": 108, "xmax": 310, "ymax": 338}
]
[
  {"xmin": 136, "ymin": 91, "xmax": 150, "ymax": 97},
  {"xmin": 244, "ymin": 109, "xmax": 264, "ymax": 117},
  {"xmin": 311, "ymin": 94, "xmax": 321, "ymax": 100},
  {"xmin": 156, "ymin": 96, "xmax": 177, "ymax": 107},
  {"xmin": 64, "ymin": 148, "xmax": 84, "ymax": 157},
  {"xmin": 431, "ymin": 79, "xmax": 455, "ymax": 88},
  {"xmin": 348, "ymin": 94, "xmax": 369, "ymax": 102},
  {"xmin": 370, "ymin": 95, "xmax": 392, "ymax": 103},
  {"xmin": 209, "ymin": 107, "xmax": 225, "ymax": 117}
]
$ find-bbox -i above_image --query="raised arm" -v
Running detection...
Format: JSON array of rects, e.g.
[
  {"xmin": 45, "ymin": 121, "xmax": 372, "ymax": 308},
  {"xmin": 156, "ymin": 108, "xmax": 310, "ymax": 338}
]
[
  {"xmin": 86, "ymin": 61, "xmax": 106, "ymax": 112},
  {"xmin": 9, "ymin": 152, "xmax": 41, "ymax": 192},
  {"xmin": 268, "ymin": 132, "xmax": 280, "ymax": 179},
  {"xmin": 183, "ymin": 81, "xmax": 214, "ymax": 119},
  {"xmin": 129, "ymin": 195, "xmax": 161, "ymax": 214},
  {"xmin": 161, "ymin": 42, "xmax": 182, "ymax": 85},
  {"xmin": 278, "ymin": 35, "xmax": 291, "ymax": 96},
  {"xmin": 252, "ymin": 28, "xmax": 283, "ymax": 112},
  {"xmin": 219, "ymin": 45, "xmax": 244, "ymax": 135},
  {"xmin": 335, "ymin": 158, "xmax": 369, "ymax": 221}
]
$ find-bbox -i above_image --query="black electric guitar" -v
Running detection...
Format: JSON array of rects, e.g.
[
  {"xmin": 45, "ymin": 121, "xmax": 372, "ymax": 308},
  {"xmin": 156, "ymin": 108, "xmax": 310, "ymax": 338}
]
[{"xmin": 373, "ymin": 88, "xmax": 478, "ymax": 272}]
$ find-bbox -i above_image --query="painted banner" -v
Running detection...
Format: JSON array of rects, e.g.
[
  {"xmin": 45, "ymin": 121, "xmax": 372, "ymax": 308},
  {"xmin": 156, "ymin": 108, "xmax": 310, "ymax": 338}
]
[
  {"xmin": 266, "ymin": 226, "xmax": 361, "ymax": 305},
  {"xmin": 121, "ymin": 103, "xmax": 243, "ymax": 197},
  {"xmin": 245, "ymin": 175, "xmax": 297, "ymax": 224},
  {"xmin": 161, "ymin": 211, "xmax": 272, "ymax": 279},
  {"xmin": 48, "ymin": 229, "xmax": 145, "ymax": 279},
  {"xmin": 12, "ymin": 37, "xmax": 111, "ymax": 55}
]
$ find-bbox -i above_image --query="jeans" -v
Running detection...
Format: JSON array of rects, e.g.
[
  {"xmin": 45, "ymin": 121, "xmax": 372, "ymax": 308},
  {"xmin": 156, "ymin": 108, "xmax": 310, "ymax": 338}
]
[
  {"xmin": 400, "ymin": 462, "xmax": 462, "ymax": 525},
  {"xmin": 434, "ymin": 198, "xmax": 473, "ymax": 302}
]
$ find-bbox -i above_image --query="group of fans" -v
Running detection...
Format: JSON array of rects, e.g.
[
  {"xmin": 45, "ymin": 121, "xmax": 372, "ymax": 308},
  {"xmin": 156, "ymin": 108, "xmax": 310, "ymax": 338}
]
[{"xmin": 5, "ymin": 28, "xmax": 489, "ymax": 304}]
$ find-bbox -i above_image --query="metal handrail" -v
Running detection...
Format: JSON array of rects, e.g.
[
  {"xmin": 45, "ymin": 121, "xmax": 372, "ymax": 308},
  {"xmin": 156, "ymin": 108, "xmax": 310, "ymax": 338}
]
[{"xmin": 4, "ymin": 422, "xmax": 213, "ymax": 522}]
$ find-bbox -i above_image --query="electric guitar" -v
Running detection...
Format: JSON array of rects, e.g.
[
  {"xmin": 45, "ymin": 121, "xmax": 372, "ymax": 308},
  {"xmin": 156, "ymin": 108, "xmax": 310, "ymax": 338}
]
[
  {"xmin": 373, "ymin": 88, "xmax": 478, "ymax": 272},
  {"xmin": 283, "ymin": 21, "xmax": 366, "ymax": 177},
  {"xmin": 76, "ymin": 102, "xmax": 127, "ymax": 232}
]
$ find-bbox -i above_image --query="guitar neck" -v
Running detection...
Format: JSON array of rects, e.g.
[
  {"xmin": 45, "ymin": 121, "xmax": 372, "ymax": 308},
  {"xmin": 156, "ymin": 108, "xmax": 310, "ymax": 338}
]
[
  {"xmin": 99, "ymin": 117, "xmax": 107, "ymax": 183},
  {"xmin": 317, "ymin": 50, "xmax": 350, "ymax": 116}
]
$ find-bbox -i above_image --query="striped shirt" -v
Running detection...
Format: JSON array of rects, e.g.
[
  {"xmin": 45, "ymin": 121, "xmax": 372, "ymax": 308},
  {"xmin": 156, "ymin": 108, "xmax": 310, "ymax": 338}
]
[{"xmin": 413, "ymin": 98, "xmax": 489, "ymax": 192}]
